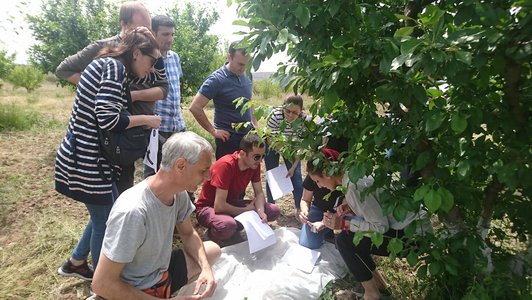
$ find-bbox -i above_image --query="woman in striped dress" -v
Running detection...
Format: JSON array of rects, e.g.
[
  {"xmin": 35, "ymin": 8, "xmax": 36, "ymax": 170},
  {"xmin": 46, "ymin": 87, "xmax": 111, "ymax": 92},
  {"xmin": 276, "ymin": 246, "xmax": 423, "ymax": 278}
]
[{"xmin": 55, "ymin": 27, "xmax": 162, "ymax": 280}]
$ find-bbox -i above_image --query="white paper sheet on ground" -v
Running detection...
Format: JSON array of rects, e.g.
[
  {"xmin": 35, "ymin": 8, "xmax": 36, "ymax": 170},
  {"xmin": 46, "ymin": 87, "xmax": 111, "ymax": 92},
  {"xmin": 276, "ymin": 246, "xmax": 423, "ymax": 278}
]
[
  {"xmin": 281, "ymin": 243, "xmax": 321, "ymax": 273},
  {"xmin": 143, "ymin": 129, "xmax": 158, "ymax": 171},
  {"xmin": 177, "ymin": 228, "xmax": 348, "ymax": 300},
  {"xmin": 265, "ymin": 164, "xmax": 294, "ymax": 200},
  {"xmin": 234, "ymin": 211, "xmax": 276, "ymax": 253}
]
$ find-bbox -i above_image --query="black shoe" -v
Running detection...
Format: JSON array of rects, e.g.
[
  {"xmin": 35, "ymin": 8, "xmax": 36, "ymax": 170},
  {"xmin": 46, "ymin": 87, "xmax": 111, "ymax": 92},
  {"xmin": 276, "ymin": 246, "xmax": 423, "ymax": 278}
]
[{"xmin": 57, "ymin": 259, "xmax": 94, "ymax": 281}]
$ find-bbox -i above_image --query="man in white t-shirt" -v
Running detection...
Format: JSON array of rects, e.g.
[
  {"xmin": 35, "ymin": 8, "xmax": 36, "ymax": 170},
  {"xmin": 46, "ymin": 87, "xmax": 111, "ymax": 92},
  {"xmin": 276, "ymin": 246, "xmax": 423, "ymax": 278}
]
[{"xmin": 92, "ymin": 132, "xmax": 221, "ymax": 299}]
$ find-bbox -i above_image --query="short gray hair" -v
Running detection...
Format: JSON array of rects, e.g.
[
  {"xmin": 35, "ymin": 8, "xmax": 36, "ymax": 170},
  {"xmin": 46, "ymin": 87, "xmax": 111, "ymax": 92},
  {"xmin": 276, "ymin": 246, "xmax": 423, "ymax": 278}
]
[{"xmin": 160, "ymin": 132, "xmax": 213, "ymax": 171}]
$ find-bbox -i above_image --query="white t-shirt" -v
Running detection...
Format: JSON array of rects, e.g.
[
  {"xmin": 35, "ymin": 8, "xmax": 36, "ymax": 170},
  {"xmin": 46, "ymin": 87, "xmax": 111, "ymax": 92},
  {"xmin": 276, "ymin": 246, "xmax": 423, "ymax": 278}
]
[{"xmin": 102, "ymin": 179, "xmax": 195, "ymax": 289}]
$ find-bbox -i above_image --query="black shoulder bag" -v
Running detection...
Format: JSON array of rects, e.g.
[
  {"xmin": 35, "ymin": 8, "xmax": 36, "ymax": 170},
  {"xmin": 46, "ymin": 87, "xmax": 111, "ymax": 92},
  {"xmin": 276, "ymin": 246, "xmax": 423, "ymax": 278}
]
[{"xmin": 96, "ymin": 63, "xmax": 149, "ymax": 180}]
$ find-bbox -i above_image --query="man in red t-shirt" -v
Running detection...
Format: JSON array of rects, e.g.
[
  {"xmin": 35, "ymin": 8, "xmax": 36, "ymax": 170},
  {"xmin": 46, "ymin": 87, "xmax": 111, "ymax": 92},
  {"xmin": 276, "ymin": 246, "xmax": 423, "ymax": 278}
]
[{"xmin": 195, "ymin": 134, "xmax": 280, "ymax": 242}]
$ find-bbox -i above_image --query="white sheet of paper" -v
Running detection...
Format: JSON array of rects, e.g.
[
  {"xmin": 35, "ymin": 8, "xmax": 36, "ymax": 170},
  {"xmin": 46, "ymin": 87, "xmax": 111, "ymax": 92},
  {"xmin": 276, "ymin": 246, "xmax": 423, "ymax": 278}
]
[
  {"xmin": 281, "ymin": 243, "xmax": 321, "ymax": 273},
  {"xmin": 265, "ymin": 164, "xmax": 294, "ymax": 200},
  {"xmin": 234, "ymin": 211, "xmax": 276, "ymax": 253},
  {"xmin": 143, "ymin": 129, "xmax": 158, "ymax": 171}
]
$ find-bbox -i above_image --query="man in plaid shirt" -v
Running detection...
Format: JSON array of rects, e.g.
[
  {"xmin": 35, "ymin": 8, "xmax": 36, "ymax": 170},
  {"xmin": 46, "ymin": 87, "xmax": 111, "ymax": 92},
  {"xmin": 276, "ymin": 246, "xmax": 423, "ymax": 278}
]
[{"xmin": 144, "ymin": 15, "xmax": 187, "ymax": 178}]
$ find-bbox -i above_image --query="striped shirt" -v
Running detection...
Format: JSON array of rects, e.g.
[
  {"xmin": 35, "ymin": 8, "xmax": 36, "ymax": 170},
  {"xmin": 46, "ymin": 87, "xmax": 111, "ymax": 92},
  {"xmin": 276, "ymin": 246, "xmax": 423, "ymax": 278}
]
[
  {"xmin": 55, "ymin": 58, "xmax": 130, "ymax": 205},
  {"xmin": 267, "ymin": 106, "xmax": 307, "ymax": 137},
  {"xmin": 154, "ymin": 50, "xmax": 186, "ymax": 132},
  {"xmin": 56, "ymin": 34, "xmax": 168, "ymax": 117}
]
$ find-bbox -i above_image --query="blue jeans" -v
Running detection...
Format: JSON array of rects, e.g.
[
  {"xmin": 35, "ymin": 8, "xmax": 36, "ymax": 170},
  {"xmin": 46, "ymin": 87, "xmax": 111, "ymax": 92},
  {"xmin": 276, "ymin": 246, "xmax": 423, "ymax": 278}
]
[
  {"xmin": 264, "ymin": 147, "xmax": 302, "ymax": 209},
  {"xmin": 299, "ymin": 205, "xmax": 331, "ymax": 249},
  {"xmin": 71, "ymin": 186, "xmax": 117, "ymax": 268}
]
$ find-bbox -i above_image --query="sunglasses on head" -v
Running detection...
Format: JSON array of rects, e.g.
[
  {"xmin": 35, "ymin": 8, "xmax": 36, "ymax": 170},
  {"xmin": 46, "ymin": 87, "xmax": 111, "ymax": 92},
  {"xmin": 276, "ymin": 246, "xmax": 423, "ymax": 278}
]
[{"xmin": 253, "ymin": 154, "xmax": 265, "ymax": 161}]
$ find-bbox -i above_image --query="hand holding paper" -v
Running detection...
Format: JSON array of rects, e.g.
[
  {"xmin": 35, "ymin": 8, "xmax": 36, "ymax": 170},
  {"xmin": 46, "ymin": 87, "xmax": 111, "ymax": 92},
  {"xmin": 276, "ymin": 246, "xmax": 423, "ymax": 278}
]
[
  {"xmin": 265, "ymin": 164, "xmax": 294, "ymax": 200},
  {"xmin": 143, "ymin": 129, "xmax": 158, "ymax": 171},
  {"xmin": 234, "ymin": 211, "xmax": 276, "ymax": 253}
]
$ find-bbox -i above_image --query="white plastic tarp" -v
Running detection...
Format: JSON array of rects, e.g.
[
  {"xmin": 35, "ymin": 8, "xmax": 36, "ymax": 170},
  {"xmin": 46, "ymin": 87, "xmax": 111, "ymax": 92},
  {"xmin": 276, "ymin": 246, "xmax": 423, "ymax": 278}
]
[{"xmin": 177, "ymin": 227, "xmax": 348, "ymax": 300}]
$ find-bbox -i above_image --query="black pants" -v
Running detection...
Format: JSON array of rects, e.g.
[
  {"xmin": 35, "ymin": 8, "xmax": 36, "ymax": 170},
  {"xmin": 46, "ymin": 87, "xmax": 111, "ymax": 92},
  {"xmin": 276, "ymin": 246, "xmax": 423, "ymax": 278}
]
[{"xmin": 336, "ymin": 229, "xmax": 404, "ymax": 282}]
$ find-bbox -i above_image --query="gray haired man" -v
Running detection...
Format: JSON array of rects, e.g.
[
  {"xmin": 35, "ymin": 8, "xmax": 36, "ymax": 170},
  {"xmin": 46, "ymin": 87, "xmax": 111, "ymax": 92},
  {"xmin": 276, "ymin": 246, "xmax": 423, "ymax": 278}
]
[{"xmin": 93, "ymin": 132, "xmax": 220, "ymax": 299}]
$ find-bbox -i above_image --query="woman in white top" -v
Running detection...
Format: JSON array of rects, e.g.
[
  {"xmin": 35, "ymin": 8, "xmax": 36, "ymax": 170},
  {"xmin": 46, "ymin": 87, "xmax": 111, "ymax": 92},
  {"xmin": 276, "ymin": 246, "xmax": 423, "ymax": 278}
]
[{"xmin": 307, "ymin": 148, "xmax": 430, "ymax": 300}]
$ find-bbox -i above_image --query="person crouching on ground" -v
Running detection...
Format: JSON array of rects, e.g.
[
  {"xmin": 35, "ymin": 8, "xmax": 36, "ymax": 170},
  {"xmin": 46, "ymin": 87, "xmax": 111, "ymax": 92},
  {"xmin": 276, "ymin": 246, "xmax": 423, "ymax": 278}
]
[
  {"xmin": 195, "ymin": 133, "xmax": 280, "ymax": 244},
  {"xmin": 307, "ymin": 148, "xmax": 431, "ymax": 300},
  {"xmin": 92, "ymin": 132, "xmax": 220, "ymax": 299}
]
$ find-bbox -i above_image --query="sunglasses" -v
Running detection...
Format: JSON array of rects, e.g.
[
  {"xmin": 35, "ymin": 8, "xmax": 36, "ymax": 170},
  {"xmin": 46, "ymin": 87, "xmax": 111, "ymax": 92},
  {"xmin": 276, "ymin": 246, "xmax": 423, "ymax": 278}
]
[{"xmin": 252, "ymin": 154, "xmax": 265, "ymax": 161}]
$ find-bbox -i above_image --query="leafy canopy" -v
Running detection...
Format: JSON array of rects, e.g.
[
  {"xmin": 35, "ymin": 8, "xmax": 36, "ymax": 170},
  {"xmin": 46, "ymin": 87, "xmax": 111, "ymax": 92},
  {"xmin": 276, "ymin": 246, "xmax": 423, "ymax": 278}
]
[
  {"xmin": 28, "ymin": 0, "xmax": 118, "ymax": 78},
  {"xmin": 234, "ymin": 0, "xmax": 531, "ymax": 297}
]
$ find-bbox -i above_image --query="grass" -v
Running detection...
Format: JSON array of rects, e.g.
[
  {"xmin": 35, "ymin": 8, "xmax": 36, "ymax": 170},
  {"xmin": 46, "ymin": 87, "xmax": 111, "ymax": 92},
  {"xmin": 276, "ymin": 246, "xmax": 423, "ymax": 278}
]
[{"xmin": 0, "ymin": 80, "xmax": 424, "ymax": 299}]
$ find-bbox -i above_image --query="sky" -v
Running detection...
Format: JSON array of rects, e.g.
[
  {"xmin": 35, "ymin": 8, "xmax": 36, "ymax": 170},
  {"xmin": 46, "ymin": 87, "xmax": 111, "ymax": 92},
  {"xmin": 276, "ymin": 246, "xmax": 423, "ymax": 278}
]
[{"xmin": 0, "ymin": 0, "xmax": 286, "ymax": 72}]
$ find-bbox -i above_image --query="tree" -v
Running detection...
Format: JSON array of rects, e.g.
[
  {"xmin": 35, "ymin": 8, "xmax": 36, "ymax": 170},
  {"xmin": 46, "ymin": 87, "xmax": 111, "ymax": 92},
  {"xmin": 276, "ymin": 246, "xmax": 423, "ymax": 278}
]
[
  {"xmin": 27, "ymin": 0, "xmax": 118, "ymax": 77},
  {"xmin": 7, "ymin": 65, "xmax": 45, "ymax": 92},
  {"xmin": 0, "ymin": 50, "xmax": 15, "ymax": 80},
  {"xmin": 168, "ymin": 2, "xmax": 225, "ymax": 97},
  {"xmin": 234, "ymin": 0, "xmax": 531, "ymax": 298}
]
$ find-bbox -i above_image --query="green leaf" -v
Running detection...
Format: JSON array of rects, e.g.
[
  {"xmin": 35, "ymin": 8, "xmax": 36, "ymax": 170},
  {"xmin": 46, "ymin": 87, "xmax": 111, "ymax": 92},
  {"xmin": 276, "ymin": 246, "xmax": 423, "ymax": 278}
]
[
  {"xmin": 406, "ymin": 251, "xmax": 419, "ymax": 266},
  {"xmin": 417, "ymin": 265, "xmax": 427, "ymax": 279},
  {"xmin": 328, "ymin": 1, "xmax": 341, "ymax": 17},
  {"xmin": 426, "ymin": 88, "xmax": 443, "ymax": 98},
  {"xmin": 295, "ymin": 5, "xmax": 311, "ymax": 28},
  {"xmin": 395, "ymin": 14, "xmax": 414, "ymax": 22},
  {"xmin": 252, "ymin": 54, "xmax": 262, "ymax": 71},
  {"xmin": 401, "ymin": 38, "xmax": 422, "ymax": 55},
  {"xmin": 414, "ymin": 185, "xmax": 430, "ymax": 202},
  {"xmin": 333, "ymin": 36, "xmax": 353, "ymax": 48},
  {"xmin": 394, "ymin": 26, "xmax": 414, "ymax": 38},
  {"xmin": 428, "ymin": 261, "xmax": 442, "ymax": 276},
  {"xmin": 412, "ymin": 85, "xmax": 427, "ymax": 103},
  {"xmin": 278, "ymin": 28, "xmax": 288, "ymax": 43},
  {"xmin": 371, "ymin": 232, "xmax": 384, "ymax": 247},
  {"xmin": 322, "ymin": 89, "xmax": 338, "ymax": 110},
  {"xmin": 232, "ymin": 19, "xmax": 248, "ymax": 27},
  {"xmin": 425, "ymin": 112, "xmax": 444, "ymax": 132},
  {"xmin": 456, "ymin": 160, "xmax": 471, "ymax": 178},
  {"xmin": 353, "ymin": 231, "xmax": 365, "ymax": 245},
  {"xmin": 444, "ymin": 260, "xmax": 458, "ymax": 276},
  {"xmin": 379, "ymin": 58, "xmax": 391, "ymax": 74},
  {"xmin": 348, "ymin": 162, "xmax": 366, "ymax": 183},
  {"xmin": 387, "ymin": 238, "xmax": 404, "ymax": 255},
  {"xmin": 424, "ymin": 189, "xmax": 442, "ymax": 212},
  {"xmin": 391, "ymin": 54, "xmax": 409, "ymax": 70},
  {"xmin": 414, "ymin": 151, "xmax": 431, "ymax": 172},
  {"xmin": 393, "ymin": 204, "xmax": 409, "ymax": 222},
  {"xmin": 455, "ymin": 50, "xmax": 472, "ymax": 65},
  {"xmin": 450, "ymin": 114, "xmax": 467, "ymax": 133},
  {"xmin": 438, "ymin": 187, "xmax": 454, "ymax": 212}
]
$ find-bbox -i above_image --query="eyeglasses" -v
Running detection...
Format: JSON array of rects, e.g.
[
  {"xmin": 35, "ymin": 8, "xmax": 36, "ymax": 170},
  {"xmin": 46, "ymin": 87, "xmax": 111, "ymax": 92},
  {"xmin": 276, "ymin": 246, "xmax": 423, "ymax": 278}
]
[
  {"xmin": 253, "ymin": 154, "xmax": 265, "ymax": 161},
  {"xmin": 283, "ymin": 108, "xmax": 301, "ymax": 117},
  {"xmin": 145, "ymin": 53, "xmax": 159, "ymax": 67}
]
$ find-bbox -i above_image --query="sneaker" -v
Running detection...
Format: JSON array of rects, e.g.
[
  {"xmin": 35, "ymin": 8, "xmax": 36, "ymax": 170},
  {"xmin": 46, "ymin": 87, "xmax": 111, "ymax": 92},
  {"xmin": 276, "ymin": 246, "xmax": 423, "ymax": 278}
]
[{"xmin": 58, "ymin": 259, "xmax": 94, "ymax": 281}]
